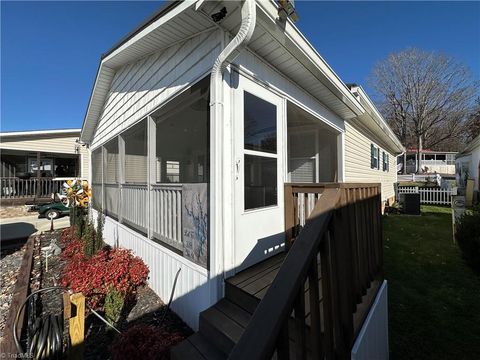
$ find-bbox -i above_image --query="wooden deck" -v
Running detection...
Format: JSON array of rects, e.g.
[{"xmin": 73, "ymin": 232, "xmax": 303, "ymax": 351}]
[
  {"xmin": 173, "ymin": 183, "xmax": 385, "ymax": 360},
  {"xmin": 224, "ymin": 253, "xmax": 286, "ymax": 312},
  {"xmin": 172, "ymin": 254, "xmax": 287, "ymax": 359}
]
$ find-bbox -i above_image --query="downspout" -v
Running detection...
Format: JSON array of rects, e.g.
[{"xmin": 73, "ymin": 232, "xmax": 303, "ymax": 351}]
[{"xmin": 209, "ymin": 0, "xmax": 256, "ymax": 297}]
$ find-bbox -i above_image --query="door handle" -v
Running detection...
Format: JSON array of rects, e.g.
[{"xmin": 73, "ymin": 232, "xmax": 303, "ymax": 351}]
[{"xmin": 235, "ymin": 159, "xmax": 240, "ymax": 180}]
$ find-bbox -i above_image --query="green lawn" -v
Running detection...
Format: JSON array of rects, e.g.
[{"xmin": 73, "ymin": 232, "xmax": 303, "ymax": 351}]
[{"xmin": 384, "ymin": 205, "xmax": 480, "ymax": 360}]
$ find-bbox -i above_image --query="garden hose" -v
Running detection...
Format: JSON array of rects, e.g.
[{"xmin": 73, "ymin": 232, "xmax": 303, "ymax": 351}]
[
  {"xmin": 14, "ymin": 269, "xmax": 183, "ymax": 358},
  {"xmin": 159, "ymin": 268, "xmax": 181, "ymax": 324},
  {"xmin": 14, "ymin": 286, "xmax": 68, "ymax": 359}
]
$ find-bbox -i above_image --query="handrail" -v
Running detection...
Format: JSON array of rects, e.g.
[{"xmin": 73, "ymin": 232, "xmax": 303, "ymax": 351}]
[
  {"xmin": 229, "ymin": 182, "xmax": 384, "ymax": 360},
  {"xmin": 229, "ymin": 188, "xmax": 341, "ymax": 360}
]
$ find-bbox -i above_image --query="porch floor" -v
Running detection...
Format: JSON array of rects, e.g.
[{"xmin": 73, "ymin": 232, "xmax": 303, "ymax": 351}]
[{"xmin": 225, "ymin": 252, "xmax": 286, "ymax": 308}]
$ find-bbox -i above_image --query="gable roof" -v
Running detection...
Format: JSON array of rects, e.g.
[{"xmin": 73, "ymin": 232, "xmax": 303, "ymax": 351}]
[{"xmin": 80, "ymin": 0, "xmax": 403, "ymax": 155}]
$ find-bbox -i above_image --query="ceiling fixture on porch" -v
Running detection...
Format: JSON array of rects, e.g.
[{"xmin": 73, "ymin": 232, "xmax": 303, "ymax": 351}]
[
  {"xmin": 211, "ymin": 7, "xmax": 227, "ymax": 23},
  {"xmin": 277, "ymin": 0, "xmax": 298, "ymax": 22}
]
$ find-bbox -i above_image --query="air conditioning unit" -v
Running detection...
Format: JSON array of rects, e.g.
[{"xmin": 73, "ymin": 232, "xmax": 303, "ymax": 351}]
[{"xmin": 403, "ymin": 193, "xmax": 420, "ymax": 215}]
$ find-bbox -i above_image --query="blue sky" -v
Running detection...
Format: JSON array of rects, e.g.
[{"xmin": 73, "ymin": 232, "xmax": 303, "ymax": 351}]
[{"xmin": 1, "ymin": 1, "xmax": 479, "ymax": 132}]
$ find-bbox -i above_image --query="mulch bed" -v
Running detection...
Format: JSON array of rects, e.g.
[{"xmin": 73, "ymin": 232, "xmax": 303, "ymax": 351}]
[
  {"xmin": 27, "ymin": 229, "xmax": 193, "ymax": 359},
  {"xmin": 0, "ymin": 241, "xmax": 28, "ymax": 340}
]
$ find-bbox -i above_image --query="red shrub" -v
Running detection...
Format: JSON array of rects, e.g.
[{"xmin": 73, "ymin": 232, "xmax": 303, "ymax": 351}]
[
  {"xmin": 60, "ymin": 246, "xmax": 149, "ymax": 309},
  {"xmin": 60, "ymin": 226, "xmax": 77, "ymax": 245},
  {"xmin": 110, "ymin": 324, "xmax": 184, "ymax": 360}
]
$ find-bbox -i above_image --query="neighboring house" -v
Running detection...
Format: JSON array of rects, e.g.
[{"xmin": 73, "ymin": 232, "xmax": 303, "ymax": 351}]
[
  {"xmin": 456, "ymin": 134, "xmax": 480, "ymax": 194},
  {"xmin": 0, "ymin": 128, "xmax": 89, "ymax": 200},
  {"xmin": 81, "ymin": 1, "xmax": 403, "ymax": 358},
  {"xmin": 398, "ymin": 148, "xmax": 457, "ymax": 175}
]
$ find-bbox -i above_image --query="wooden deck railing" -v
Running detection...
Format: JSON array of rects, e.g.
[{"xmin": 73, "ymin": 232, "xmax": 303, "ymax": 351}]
[
  {"xmin": 229, "ymin": 183, "xmax": 383, "ymax": 360},
  {"xmin": 1, "ymin": 177, "xmax": 69, "ymax": 198}
]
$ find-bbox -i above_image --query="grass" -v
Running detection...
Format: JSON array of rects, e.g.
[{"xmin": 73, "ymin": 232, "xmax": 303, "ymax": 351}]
[{"xmin": 384, "ymin": 205, "xmax": 480, "ymax": 360}]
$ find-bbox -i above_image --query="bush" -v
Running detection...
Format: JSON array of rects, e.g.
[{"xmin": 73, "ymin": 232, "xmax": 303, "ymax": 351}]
[
  {"xmin": 105, "ymin": 288, "xmax": 125, "ymax": 324},
  {"xmin": 96, "ymin": 210, "xmax": 105, "ymax": 252},
  {"xmin": 83, "ymin": 217, "xmax": 96, "ymax": 257},
  {"xmin": 456, "ymin": 206, "xmax": 480, "ymax": 271},
  {"xmin": 60, "ymin": 246, "xmax": 149, "ymax": 309},
  {"xmin": 110, "ymin": 324, "xmax": 184, "ymax": 360}
]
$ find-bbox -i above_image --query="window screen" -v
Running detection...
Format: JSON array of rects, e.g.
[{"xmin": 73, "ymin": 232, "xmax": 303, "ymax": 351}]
[
  {"xmin": 91, "ymin": 148, "xmax": 103, "ymax": 210},
  {"xmin": 124, "ymin": 120, "xmax": 147, "ymax": 183},
  {"xmin": 104, "ymin": 138, "xmax": 119, "ymax": 184}
]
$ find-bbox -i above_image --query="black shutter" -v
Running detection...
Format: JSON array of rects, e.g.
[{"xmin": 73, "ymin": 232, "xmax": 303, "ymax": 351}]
[
  {"xmin": 377, "ymin": 147, "xmax": 381, "ymax": 169},
  {"xmin": 371, "ymin": 144, "xmax": 375, "ymax": 169}
]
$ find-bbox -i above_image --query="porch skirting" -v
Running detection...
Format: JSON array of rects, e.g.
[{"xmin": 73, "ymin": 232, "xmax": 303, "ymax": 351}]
[{"xmin": 93, "ymin": 209, "xmax": 213, "ymax": 330}]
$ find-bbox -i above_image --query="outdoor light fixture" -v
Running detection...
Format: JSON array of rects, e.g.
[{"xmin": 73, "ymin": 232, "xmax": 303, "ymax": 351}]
[
  {"xmin": 211, "ymin": 7, "xmax": 227, "ymax": 23},
  {"xmin": 278, "ymin": 0, "xmax": 298, "ymax": 22}
]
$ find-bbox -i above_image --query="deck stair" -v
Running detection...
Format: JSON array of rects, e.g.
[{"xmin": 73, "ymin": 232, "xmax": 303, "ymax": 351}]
[
  {"xmin": 171, "ymin": 253, "xmax": 286, "ymax": 360},
  {"xmin": 172, "ymin": 183, "xmax": 385, "ymax": 359}
]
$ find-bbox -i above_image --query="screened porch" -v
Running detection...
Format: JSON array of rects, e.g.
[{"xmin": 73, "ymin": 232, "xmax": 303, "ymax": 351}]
[{"xmin": 91, "ymin": 77, "xmax": 210, "ymax": 268}]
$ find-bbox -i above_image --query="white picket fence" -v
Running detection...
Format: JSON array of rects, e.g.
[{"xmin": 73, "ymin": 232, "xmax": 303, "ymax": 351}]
[
  {"xmin": 397, "ymin": 173, "xmax": 442, "ymax": 186},
  {"xmin": 396, "ymin": 186, "xmax": 457, "ymax": 205}
]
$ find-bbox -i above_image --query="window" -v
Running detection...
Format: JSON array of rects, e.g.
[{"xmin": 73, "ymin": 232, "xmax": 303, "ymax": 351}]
[
  {"xmin": 383, "ymin": 152, "xmax": 389, "ymax": 172},
  {"xmin": 103, "ymin": 138, "xmax": 120, "ymax": 217},
  {"xmin": 91, "ymin": 148, "xmax": 103, "ymax": 211},
  {"xmin": 244, "ymin": 92, "xmax": 277, "ymax": 154},
  {"xmin": 244, "ymin": 92, "xmax": 277, "ymax": 210},
  {"xmin": 124, "ymin": 121, "xmax": 147, "ymax": 184},
  {"xmin": 371, "ymin": 144, "xmax": 379, "ymax": 169},
  {"xmin": 244, "ymin": 155, "xmax": 277, "ymax": 209},
  {"xmin": 446, "ymin": 154, "xmax": 455, "ymax": 165},
  {"xmin": 287, "ymin": 101, "xmax": 338, "ymax": 183},
  {"xmin": 153, "ymin": 77, "xmax": 210, "ymax": 184},
  {"xmin": 104, "ymin": 139, "xmax": 119, "ymax": 184}
]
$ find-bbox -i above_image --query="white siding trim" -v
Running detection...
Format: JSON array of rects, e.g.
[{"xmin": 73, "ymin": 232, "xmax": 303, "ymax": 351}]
[{"xmin": 100, "ymin": 214, "xmax": 211, "ymax": 330}]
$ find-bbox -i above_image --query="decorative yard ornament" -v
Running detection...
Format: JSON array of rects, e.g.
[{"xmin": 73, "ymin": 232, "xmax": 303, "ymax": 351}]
[{"xmin": 62, "ymin": 179, "xmax": 91, "ymax": 208}]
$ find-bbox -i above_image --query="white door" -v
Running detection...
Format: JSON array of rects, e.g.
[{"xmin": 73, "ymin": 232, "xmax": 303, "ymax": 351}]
[{"xmin": 233, "ymin": 75, "xmax": 285, "ymax": 272}]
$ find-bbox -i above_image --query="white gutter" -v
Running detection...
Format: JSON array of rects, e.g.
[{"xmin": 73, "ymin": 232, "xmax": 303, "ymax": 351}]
[
  {"xmin": 0, "ymin": 129, "xmax": 81, "ymax": 137},
  {"xmin": 209, "ymin": 0, "xmax": 256, "ymax": 292}
]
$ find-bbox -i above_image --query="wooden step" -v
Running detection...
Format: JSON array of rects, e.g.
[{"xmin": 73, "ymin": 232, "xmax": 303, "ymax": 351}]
[
  {"xmin": 171, "ymin": 333, "xmax": 226, "ymax": 360},
  {"xmin": 199, "ymin": 299, "xmax": 252, "ymax": 355},
  {"xmin": 225, "ymin": 252, "xmax": 285, "ymax": 312}
]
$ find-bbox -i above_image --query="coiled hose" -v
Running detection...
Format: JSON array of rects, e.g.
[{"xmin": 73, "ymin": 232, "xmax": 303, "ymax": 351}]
[
  {"xmin": 14, "ymin": 269, "xmax": 182, "ymax": 358},
  {"xmin": 14, "ymin": 286, "xmax": 67, "ymax": 359}
]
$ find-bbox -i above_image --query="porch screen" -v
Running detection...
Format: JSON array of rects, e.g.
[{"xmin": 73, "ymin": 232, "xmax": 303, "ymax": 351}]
[
  {"xmin": 103, "ymin": 138, "xmax": 119, "ymax": 217},
  {"xmin": 124, "ymin": 121, "xmax": 147, "ymax": 184},
  {"xmin": 287, "ymin": 102, "xmax": 338, "ymax": 183},
  {"xmin": 153, "ymin": 77, "xmax": 210, "ymax": 184},
  {"xmin": 91, "ymin": 148, "xmax": 103, "ymax": 211}
]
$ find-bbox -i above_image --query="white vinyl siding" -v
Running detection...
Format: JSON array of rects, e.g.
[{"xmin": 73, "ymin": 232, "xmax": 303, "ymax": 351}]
[
  {"xmin": 91, "ymin": 30, "xmax": 221, "ymax": 148},
  {"xmin": 345, "ymin": 121, "xmax": 397, "ymax": 201}
]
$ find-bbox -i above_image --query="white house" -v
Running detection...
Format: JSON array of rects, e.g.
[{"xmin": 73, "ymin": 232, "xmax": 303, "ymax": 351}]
[
  {"xmin": 0, "ymin": 128, "xmax": 89, "ymax": 200},
  {"xmin": 398, "ymin": 148, "xmax": 457, "ymax": 175},
  {"xmin": 456, "ymin": 134, "xmax": 480, "ymax": 197},
  {"xmin": 81, "ymin": 1, "xmax": 403, "ymax": 358}
]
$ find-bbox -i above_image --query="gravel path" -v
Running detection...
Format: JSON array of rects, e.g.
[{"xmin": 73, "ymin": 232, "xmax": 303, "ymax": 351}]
[
  {"xmin": 0, "ymin": 206, "xmax": 31, "ymax": 219},
  {"xmin": 0, "ymin": 241, "xmax": 27, "ymax": 339}
]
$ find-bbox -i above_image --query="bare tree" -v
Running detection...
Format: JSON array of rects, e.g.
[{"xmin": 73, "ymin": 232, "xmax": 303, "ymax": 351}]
[
  {"xmin": 369, "ymin": 48, "xmax": 478, "ymax": 172},
  {"xmin": 464, "ymin": 98, "xmax": 480, "ymax": 142}
]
